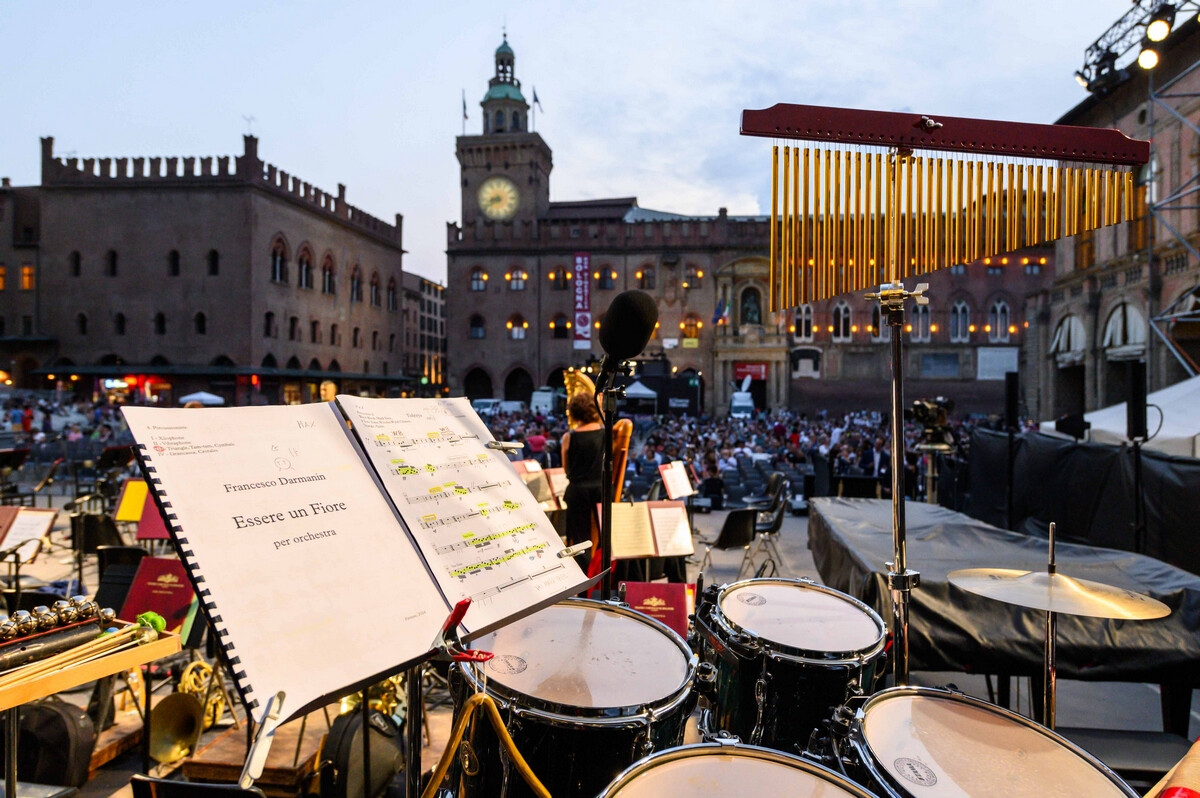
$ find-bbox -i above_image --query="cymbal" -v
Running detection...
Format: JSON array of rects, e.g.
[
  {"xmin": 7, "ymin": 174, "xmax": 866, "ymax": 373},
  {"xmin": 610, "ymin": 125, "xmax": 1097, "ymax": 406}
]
[{"xmin": 947, "ymin": 568, "xmax": 1170, "ymax": 620}]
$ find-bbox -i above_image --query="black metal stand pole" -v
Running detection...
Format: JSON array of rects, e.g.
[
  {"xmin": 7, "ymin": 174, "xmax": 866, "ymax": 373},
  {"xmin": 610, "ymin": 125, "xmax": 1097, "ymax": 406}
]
[
  {"xmin": 142, "ymin": 663, "xmax": 152, "ymax": 774},
  {"xmin": 598, "ymin": 389, "xmax": 619, "ymax": 600},
  {"xmin": 362, "ymin": 687, "xmax": 371, "ymax": 798},
  {"xmin": 1133, "ymin": 440, "xmax": 1145, "ymax": 554},
  {"xmin": 405, "ymin": 666, "xmax": 421, "ymax": 798},
  {"xmin": 5, "ymin": 707, "xmax": 17, "ymax": 798},
  {"xmin": 1006, "ymin": 429, "xmax": 1016, "ymax": 531}
]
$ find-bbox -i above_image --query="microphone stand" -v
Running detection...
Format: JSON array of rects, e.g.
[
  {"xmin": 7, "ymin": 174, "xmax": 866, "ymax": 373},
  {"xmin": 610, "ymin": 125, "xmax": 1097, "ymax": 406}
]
[{"xmin": 595, "ymin": 368, "xmax": 627, "ymax": 601}]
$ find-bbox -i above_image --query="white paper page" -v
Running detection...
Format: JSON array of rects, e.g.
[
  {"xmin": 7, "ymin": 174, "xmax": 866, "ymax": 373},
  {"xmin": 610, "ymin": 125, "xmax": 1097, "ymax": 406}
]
[
  {"xmin": 336, "ymin": 396, "xmax": 588, "ymax": 636},
  {"xmin": 545, "ymin": 469, "xmax": 570, "ymax": 501},
  {"xmin": 649, "ymin": 504, "xmax": 695, "ymax": 557},
  {"xmin": 122, "ymin": 404, "xmax": 448, "ymax": 720},
  {"xmin": 659, "ymin": 461, "xmax": 695, "ymax": 499},
  {"xmin": 5, "ymin": 509, "xmax": 56, "ymax": 563},
  {"xmin": 609, "ymin": 503, "xmax": 657, "ymax": 559}
]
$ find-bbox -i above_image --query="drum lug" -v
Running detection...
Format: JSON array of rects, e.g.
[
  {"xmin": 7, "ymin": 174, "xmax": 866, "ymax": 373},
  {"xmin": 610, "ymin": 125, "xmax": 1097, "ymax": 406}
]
[
  {"xmin": 827, "ymin": 704, "xmax": 857, "ymax": 740},
  {"xmin": 695, "ymin": 662, "xmax": 717, "ymax": 701},
  {"xmin": 750, "ymin": 671, "xmax": 771, "ymax": 745},
  {"xmin": 458, "ymin": 739, "xmax": 480, "ymax": 777}
]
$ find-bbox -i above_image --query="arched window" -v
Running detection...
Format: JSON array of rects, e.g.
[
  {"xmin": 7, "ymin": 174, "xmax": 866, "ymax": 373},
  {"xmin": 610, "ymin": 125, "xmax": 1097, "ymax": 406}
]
[
  {"xmin": 105, "ymin": 250, "xmax": 118, "ymax": 277},
  {"xmin": 330, "ymin": 323, "xmax": 340, "ymax": 346},
  {"xmin": 352, "ymin": 327, "xmax": 362, "ymax": 348},
  {"xmin": 950, "ymin": 301, "xmax": 971, "ymax": 342},
  {"xmin": 832, "ymin": 302, "xmax": 851, "ymax": 341},
  {"xmin": 371, "ymin": 330, "xmax": 380, "ymax": 350},
  {"xmin": 507, "ymin": 314, "xmax": 528, "ymax": 340},
  {"xmin": 69, "ymin": 251, "xmax": 81, "ymax": 277},
  {"xmin": 153, "ymin": 313, "xmax": 166, "ymax": 335},
  {"xmin": 289, "ymin": 316, "xmax": 300, "ymax": 341},
  {"xmin": 740, "ymin": 287, "xmax": 763, "ymax": 325},
  {"xmin": 681, "ymin": 313, "xmax": 703, "ymax": 339},
  {"xmin": 207, "ymin": 249, "xmax": 220, "ymax": 276},
  {"xmin": 1051, "ymin": 314, "xmax": 1086, "ymax": 356},
  {"xmin": 595, "ymin": 267, "xmax": 616, "ymax": 290},
  {"xmin": 795, "ymin": 304, "xmax": 813, "ymax": 342},
  {"xmin": 495, "ymin": 110, "xmax": 505, "ymax": 131},
  {"xmin": 271, "ymin": 239, "xmax": 289, "ymax": 283},
  {"xmin": 321, "ymin": 255, "xmax": 336, "ymax": 295},
  {"xmin": 512, "ymin": 111, "xmax": 521, "ymax": 131},
  {"xmin": 298, "ymin": 249, "xmax": 313, "ymax": 289},
  {"xmin": 683, "ymin": 264, "xmax": 704, "ymax": 289},
  {"xmin": 988, "ymin": 300, "xmax": 1010, "ymax": 342},
  {"xmin": 550, "ymin": 314, "xmax": 570, "ymax": 339},
  {"xmin": 870, "ymin": 305, "xmax": 890, "ymax": 341},
  {"xmin": 114, "ymin": 313, "xmax": 126, "ymax": 336},
  {"xmin": 76, "ymin": 313, "xmax": 87, "ymax": 335},
  {"xmin": 469, "ymin": 315, "xmax": 486, "ymax": 339},
  {"xmin": 387, "ymin": 278, "xmax": 398, "ymax": 310},
  {"xmin": 263, "ymin": 312, "xmax": 275, "ymax": 338},
  {"xmin": 637, "ymin": 265, "xmax": 656, "ymax": 291},
  {"xmin": 168, "ymin": 250, "xmax": 180, "ymax": 277},
  {"xmin": 910, "ymin": 304, "xmax": 930, "ymax": 342},
  {"xmin": 1103, "ymin": 303, "xmax": 1147, "ymax": 354},
  {"xmin": 194, "ymin": 312, "xmax": 207, "ymax": 335},
  {"xmin": 350, "ymin": 266, "xmax": 363, "ymax": 303},
  {"xmin": 369, "ymin": 273, "xmax": 381, "ymax": 306},
  {"xmin": 506, "ymin": 268, "xmax": 527, "ymax": 291},
  {"xmin": 389, "ymin": 333, "xmax": 396, "ymax": 352},
  {"xmin": 261, "ymin": 354, "xmax": 277, "ymax": 368},
  {"xmin": 310, "ymin": 319, "xmax": 321, "ymax": 344},
  {"xmin": 470, "ymin": 267, "xmax": 488, "ymax": 292},
  {"xmin": 548, "ymin": 266, "xmax": 569, "ymax": 290}
]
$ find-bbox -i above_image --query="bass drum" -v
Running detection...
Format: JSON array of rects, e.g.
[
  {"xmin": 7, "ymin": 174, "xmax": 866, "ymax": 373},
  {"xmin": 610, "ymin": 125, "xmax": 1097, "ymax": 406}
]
[
  {"xmin": 695, "ymin": 577, "xmax": 886, "ymax": 754},
  {"xmin": 449, "ymin": 598, "xmax": 697, "ymax": 798},
  {"xmin": 838, "ymin": 686, "xmax": 1139, "ymax": 798},
  {"xmin": 598, "ymin": 742, "xmax": 878, "ymax": 797}
]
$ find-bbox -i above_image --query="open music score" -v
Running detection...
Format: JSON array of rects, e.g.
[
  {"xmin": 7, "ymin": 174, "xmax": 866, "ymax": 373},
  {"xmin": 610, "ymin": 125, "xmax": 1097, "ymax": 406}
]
[
  {"xmin": 606, "ymin": 500, "xmax": 695, "ymax": 560},
  {"xmin": 337, "ymin": 396, "xmax": 588, "ymax": 635}
]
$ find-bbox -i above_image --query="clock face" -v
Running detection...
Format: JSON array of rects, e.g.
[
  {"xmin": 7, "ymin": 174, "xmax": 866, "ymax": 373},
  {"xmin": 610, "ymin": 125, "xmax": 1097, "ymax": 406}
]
[{"xmin": 478, "ymin": 176, "xmax": 520, "ymax": 220}]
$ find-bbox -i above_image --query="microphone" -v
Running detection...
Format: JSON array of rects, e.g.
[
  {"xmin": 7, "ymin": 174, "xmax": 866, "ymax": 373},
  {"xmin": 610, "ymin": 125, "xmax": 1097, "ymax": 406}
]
[{"xmin": 595, "ymin": 290, "xmax": 658, "ymax": 390}]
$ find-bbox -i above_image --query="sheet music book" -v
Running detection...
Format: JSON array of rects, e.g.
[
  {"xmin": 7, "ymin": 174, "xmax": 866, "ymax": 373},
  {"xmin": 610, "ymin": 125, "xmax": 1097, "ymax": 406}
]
[
  {"xmin": 658, "ymin": 461, "xmax": 695, "ymax": 500},
  {"xmin": 114, "ymin": 478, "xmax": 149, "ymax": 523},
  {"xmin": 123, "ymin": 399, "xmax": 590, "ymax": 727},
  {"xmin": 511, "ymin": 460, "xmax": 554, "ymax": 506},
  {"xmin": 605, "ymin": 501, "xmax": 695, "ymax": 560},
  {"xmin": 544, "ymin": 468, "xmax": 569, "ymax": 506},
  {"xmin": 119, "ymin": 557, "xmax": 196, "ymax": 637},
  {"xmin": 0, "ymin": 508, "xmax": 56, "ymax": 563}
]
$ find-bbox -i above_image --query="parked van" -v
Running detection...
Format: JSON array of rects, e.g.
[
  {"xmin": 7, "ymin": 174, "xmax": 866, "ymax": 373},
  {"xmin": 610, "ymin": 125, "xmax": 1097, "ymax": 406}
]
[
  {"xmin": 471, "ymin": 398, "xmax": 502, "ymax": 417},
  {"xmin": 529, "ymin": 388, "xmax": 563, "ymax": 415},
  {"xmin": 498, "ymin": 400, "xmax": 528, "ymax": 415}
]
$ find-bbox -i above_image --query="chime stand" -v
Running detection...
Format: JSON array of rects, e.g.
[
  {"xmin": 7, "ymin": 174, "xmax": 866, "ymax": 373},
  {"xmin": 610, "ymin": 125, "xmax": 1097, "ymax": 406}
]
[
  {"xmin": 866, "ymin": 281, "xmax": 928, "ymax": 686},
  {"xmin": 1043, "ymin": 521, "xmax": 1059, "ymax": 730}
]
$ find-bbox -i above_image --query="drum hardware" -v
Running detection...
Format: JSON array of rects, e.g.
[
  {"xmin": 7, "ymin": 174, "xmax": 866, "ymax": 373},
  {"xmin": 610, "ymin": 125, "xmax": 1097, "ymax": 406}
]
[{"xmin": 948, "ymin": 521, "xmax": 1169, "ymax": 729}]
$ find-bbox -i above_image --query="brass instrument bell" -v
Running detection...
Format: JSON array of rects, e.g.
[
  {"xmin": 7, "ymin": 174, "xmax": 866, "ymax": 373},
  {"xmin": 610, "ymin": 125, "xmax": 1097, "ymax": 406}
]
[{"xmin": 149, "ymin": 691, "xmax": 206, "ymax": 764}]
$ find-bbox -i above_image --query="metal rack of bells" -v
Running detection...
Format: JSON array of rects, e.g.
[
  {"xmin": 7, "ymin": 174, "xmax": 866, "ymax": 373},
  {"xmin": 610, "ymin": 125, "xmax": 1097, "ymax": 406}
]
[{"xmin": 739, "ymin": 102, "xmax": 1150, "ymax": 685}]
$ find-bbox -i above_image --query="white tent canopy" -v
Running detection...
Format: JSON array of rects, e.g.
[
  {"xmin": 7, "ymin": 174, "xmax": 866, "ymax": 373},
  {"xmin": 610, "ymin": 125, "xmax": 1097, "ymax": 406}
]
[
  {"xmin": 178, "ymin": 391, "xmax": 226, "ymax": 406},
  {"xmin": 1039, "ymin": 375, "xmax": 1200, "ymax": 458},
  {"xmin": 623, "ymin": 380, "xmax": 657, "ymax": 399}
]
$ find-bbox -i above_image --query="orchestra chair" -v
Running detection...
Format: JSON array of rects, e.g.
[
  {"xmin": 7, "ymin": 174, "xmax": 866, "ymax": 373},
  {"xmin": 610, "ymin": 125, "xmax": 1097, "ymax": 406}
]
[
  {"xmin": 93, "ymin": 545, "xmax": 149, "ymax": 612},
  {"xmin": 696, "ymin": 509, "xmax": 758, "ymax": 581},
  {"xmin": 70, "ymin": 512, "xmax": 123, "ymax": 592},
  {"xmin": 743, "ymin": 471, "xmax": 785, "ymax": 510},
  {"xmin": 1, "ymin": 457, "xmax": 63, "ymax": 508},
  {"xmin": 130, "ymin": 775, "xmax": 266, "ymax": 798},
  {"xmin": 748, "ymin": 491, "xmax": 787, "ymax": 574},
  {"xmin": 1, "ymin": 588, "xmax": 63, "ymax": 615}
]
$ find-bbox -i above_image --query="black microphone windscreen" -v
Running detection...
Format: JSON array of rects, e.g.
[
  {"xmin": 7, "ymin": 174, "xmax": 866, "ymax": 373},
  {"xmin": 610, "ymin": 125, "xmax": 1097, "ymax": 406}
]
[{"xmin": 599, "ymin": 290, "xmax": 658, "ymax": 360}]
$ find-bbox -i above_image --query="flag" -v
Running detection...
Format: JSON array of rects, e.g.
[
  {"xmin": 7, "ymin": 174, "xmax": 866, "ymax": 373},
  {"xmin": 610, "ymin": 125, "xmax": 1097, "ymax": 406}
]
[
  {"xmin": 462, "ymin": 90, "xmax": 468, "ymax": 121},
  {"xmin": 712, "ymin": 298, "xmax": 724, "ymax": 325},
  {"xmin": 532, "ymin": 88, "xmax": 543, "ymax": 112},
  {"xmin": 722, "ymin": 300, "xmax": 731, "ymax": 323}
]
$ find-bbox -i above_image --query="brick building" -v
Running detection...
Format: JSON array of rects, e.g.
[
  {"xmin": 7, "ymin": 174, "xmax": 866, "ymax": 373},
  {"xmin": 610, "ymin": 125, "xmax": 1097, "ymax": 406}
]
[
  {"xmin": 401, "ymin": 272, "xmax": 446, "ymax": 395},
  {"xmin": 0, "ymin": 135, "xmax": 410, "ymax": 405},
  {"xmin": 446, "ymin": 37, "xmax": 1054, "ymax": 416}
]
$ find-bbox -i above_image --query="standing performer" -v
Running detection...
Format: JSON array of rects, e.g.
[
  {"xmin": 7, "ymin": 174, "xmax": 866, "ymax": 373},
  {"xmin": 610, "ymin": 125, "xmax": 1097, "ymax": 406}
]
[{"xmin": 560, "ymin": 392, "xmax": 603, "ymax": 566}]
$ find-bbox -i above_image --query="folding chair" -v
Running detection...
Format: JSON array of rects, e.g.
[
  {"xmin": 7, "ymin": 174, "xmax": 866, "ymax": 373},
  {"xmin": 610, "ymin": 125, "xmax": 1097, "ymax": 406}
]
[
  {"xmin": 696, "ymin": 509, "xmax": 758, "ymax": 581},
  {"xmin": 130, "ymin": 775, "xmax": 266, "ymax": 798}
]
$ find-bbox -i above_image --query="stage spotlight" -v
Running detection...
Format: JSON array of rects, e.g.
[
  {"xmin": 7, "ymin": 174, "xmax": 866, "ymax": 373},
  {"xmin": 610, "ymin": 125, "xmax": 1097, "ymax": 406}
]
[
  {"xmin": 1147, "ymin": 4, "xmax": 1175, "ymax": 42},
  {"xmin": 1139, "ymin": 39, "xmax": 1160, "ymax": 70}
]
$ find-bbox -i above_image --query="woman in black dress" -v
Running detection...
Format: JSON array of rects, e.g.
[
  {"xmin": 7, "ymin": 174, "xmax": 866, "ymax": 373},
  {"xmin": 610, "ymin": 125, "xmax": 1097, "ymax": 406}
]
[{"xmin": 561, "ymin": 392, "xmax": 604, "ymax": 558}]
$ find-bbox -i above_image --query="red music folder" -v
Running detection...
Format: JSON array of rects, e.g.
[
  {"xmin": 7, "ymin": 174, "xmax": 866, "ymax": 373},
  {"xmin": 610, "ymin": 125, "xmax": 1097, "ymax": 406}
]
[
  {"xmin": 119, "ymin": 557, "xmax": 197, "ymax": 637},
  {"xmin": 621, "ymin": 581, "xmax": 695, "ymax": 638}
]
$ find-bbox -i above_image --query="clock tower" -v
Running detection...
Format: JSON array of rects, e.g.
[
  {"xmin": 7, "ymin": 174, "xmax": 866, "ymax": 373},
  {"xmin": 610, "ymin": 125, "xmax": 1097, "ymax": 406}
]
[{"xmin": 457, "ymin": 35, "xmax": 552, "ymax": 226}]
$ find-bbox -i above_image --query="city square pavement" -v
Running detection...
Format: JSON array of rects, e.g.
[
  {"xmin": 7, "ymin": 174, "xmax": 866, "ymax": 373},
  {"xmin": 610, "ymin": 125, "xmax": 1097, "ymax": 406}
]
[{"xmin": 12, "ymin": 487, "xmax": 1199, "ymax": 795}]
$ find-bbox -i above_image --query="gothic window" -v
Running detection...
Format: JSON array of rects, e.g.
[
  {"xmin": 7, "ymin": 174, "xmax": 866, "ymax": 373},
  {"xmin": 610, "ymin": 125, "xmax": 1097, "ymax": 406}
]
[
  {"xmin": 684, "ymin": 264, "xmax": 704, "ymax": 289},
  {"xmin": 387, "ymin": 278, "xmax": 398, "ymax": 310},
  {"xmin": 795, "ymin": 304, "xmax": 813, "ymax": 342},
  {"xmin": 20, "ymin": 264, "xmax": 34, "ymax": 290},
  {"xmin": 550, "ymin": 314, "xmax": 570, "ymax": 339},
  {"xmin": 637, "ymin": 266, "xmax": 656, "ymax": 290},
  {"xmin": 371, "ymin": 330, "xmax": 380, "ymax": 350},
  {"xmin": 76, "ymin": 313, "xmax": 87, "ymax": 335},
  {"xmin": 870, "ymin": 305, "xmax": 890, "ymax": 341},
  {"xmin": 310, "ymin": 319, "xmax": 321, "ymax": 344},
  {"xmin": 263, "ymin": 312, "xmax": 275, "ymax": 338},
  {"xmin": 495, "ymin": 110, "xmax": 505, "ymax": 131},
  {"xmin": 154, "ymin": 313, "xmax": 166, "ymax": 335},
  {"xmin": 352, "ymin": 327, "xmax": 361, "ymax": 348},
  {"xmin": 299, "ymin": 250, "xmax": 314, "ymax": 289},
  {"xmin": 168, "ymin": 250, "xmax": 181, "ymax": 277},
  {"xmin": 350, "ymin": 266, "xmax": 363, "ymax": 303},
  {"xmin": 832, "ymin": 302, "xmax": 851, "ymax": 341},
  {"xmin": 115, "ymin": 313, "xmax": 126, "ymax": 336},
  {"xmin": 321, "ymin": 256, "xmax": 336, "ymax": 295},
  {"xmin": 548, "ymin": 266, "xmax": 569, "ymax": 290},
  {"xmin": 370, "ymin": 273, "xmax": 381, "ymax": 306},
  {"xmin": 989, "ymin": 300, "xmax": 1010, "ymax": 342},
  {"xmin": 507, "ymin": 269, "xmax": 527, "ymax": 291},
  {"xmin": 471, "ymin": 267, "xmax": 488, "ymax": 291},
  {"xmin": 950, "ymin": 301, "xmax": 971, "ymax": 343},
  {"xmin": 271, "ymin": 239, "xmax": 289, "ymax": 283},
  {"xmin": 469, "ymin": 315, "xmax": 485, "ymax": 339},
  {"xmin": 596, "ymin": 268, "xmax": 616, "ymax": 290},
  {"xmin": 389, "ymin": 333, "xmax": 396, "ymax": 352},
  {"xmin": 289, "ymin": 316, "xmax": 300, "ymax": 341},
  {"xmin": 330, "ymin": 323, "xmax": 340, "ymax": 346},
  {"xmin": 681, "ymin": 313, "xmax": 702, "ymax": 339},
  {"xmin": 105, "ymin": 250, "xmax": 117, "ymax": 277},
  {"xmin": 194, "ymin": 312, "xmax": 207, "ymax": 335},
  {"xmin": 910, "ymin": 304, "xmax": 930, "ymax": 342},
  {"xmin": 70, "ymin": 251, "xmax": 82, "ymax": 277},
  {"xmin": 507, "ymin": 314, "xmax": 528, "ymax": 340},
  {"xmin": 207, "ymin": 249, "xmax": 220, "ymax": 276},
  {"xmin": 512, "ymin": 111, "xmax": 521, "ymax": 131}
]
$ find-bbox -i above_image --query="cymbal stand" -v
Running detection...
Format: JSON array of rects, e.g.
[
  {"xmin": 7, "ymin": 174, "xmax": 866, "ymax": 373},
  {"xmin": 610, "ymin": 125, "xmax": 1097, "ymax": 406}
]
[
  {"xmin": 865, "ymin": 282, "xmax": 928, "ymax": 686},
  {"xmin": 1044, "ymin": 521, "xmax": 1058, "ymax": 730}
]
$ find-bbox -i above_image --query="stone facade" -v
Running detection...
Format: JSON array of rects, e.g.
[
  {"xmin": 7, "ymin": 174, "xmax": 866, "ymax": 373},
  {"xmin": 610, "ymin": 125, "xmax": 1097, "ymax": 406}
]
[
  {"xmin": 0, "ymin": 135, "xmax": 408, "ymax": 404},
  {"xmin": 401, "ymin": 272, "xmax": 446, "ymax": 394}
]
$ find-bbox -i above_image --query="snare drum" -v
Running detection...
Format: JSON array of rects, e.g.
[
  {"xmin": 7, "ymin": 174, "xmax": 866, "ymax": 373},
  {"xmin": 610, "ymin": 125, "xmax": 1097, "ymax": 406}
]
[
  {"xmin": 838, "ymin": 687, "xmax": 1138, "ymax": 798},
  {"xmin": 695, "ymin": 577, "xmax": 886, "ymax": 754},
  {"xmin": 449, "ymin": 598, "xmax": 698, "ymax": 798},
  {"xmin": 598, "ymin": 742, "xmax": 878, "ymax": 797}
]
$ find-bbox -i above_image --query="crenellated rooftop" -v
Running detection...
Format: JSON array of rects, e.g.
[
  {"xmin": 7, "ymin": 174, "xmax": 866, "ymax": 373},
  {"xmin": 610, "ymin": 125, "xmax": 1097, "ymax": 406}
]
[{"xmin": 40, "ymin": 135, "xmax": 402, "ymax": 248}]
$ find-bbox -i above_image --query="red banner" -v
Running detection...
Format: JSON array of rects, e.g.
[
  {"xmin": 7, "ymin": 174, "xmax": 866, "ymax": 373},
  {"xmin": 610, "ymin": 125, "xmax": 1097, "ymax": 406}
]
[
  {"xmin": 734, "ymin": 361, "xmax": 768, "ymax": 381},
  {"xmin": 573, "ymin": 252, "xmax": 591, "ymax": 350}
]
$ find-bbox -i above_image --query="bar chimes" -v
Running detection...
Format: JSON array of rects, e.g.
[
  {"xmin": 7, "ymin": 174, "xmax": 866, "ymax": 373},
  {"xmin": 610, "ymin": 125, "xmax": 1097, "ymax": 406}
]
[{"xmin": 743, "ymin": 103, "xmax": 1152, "ymax": 310}]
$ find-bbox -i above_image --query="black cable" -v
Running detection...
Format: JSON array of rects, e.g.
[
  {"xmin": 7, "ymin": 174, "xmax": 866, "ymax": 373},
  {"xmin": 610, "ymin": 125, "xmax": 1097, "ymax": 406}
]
[{"xmin": 1144, "ymin": 403, "xmax": 1165, "ymax": 442}]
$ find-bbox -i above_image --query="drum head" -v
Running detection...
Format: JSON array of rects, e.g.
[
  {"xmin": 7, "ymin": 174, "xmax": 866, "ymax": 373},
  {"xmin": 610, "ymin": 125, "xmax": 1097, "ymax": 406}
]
[
  {"xmin": 719, "ymin": 581, "xmax": 883, "ymax": 655},
  {"xmin": 861, "ymin": 691, "xmax": 1132, "ymax": 797},
  {"xmin": 474, "ymin": 601, "xmax": 690, "ymax": 710},
  {"xmin": 603, "ymin": 745, "xmax": 872, "ymax": 797}
]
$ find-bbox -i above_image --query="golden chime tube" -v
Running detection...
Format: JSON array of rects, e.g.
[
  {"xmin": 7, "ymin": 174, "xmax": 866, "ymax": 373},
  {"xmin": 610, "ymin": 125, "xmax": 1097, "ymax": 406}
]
[
  {"xmin": 913, "ymin": 157, "xmax": 923, "ymax": 276},
  {"xmin": 792, "ymin": 147, "xmax": 800, "ymax": 307},
  {"xmin": 770, "ymin": 145, "xmax": 778, "ymax": 311},
  {"xmin": 844, "ymin": 150, "xmax": 852, "ymax": 293},
  {"xmin": 874, "ymin": 153, "xmax": 884, "ymax": 283},
  {"xmin": 972, "ymin": 161, "xmax": 982, "ymax": 262},
  {"xmin": 1090, "ymin": 168, "xmax": 1101, "ymax": 231},
  {"xmin": 935, "ymin": 158, "xmax": 944, "ymax": 270},
  {"xmin": 884, "ymin": 154, "xmax": 894, "ymax": 284},
  {"xmin": 835, "ymin": 150, "xmax": 845, "ymax": 295},
  {"xmin": 1034, "ymin": 165, "xmax": 1044, "ymax": 245},
  {"xmin": 1050, "ymin": 166, "xmax": 1062, "ymax": 240},
  {"xmin": 904, "ymin": 155, "xmax": 914, "ymax": 278},
  {"xmin": 782, "ymin": 146, "xmax": 791, "ymax": 312},
  {"xmin": 985, "ymin": 162, "xmax": 996, "ymax": 257},
  {"xmin": 1106, "ymin": 169, "xmax": 1117, "ymax": 227},
  {"xmin": 1006, "ymin": 163, "xmax": 1017, "ymax": 252},
  {"xmin": 1068, "ymin": 168, "xmax": 1079, "ymax": 237},
  {"xmin": 813, "ymin": 149, "xmax": 823, "ymax": 300},
  {"xmin": 1024, "ymin": 165, "xmax": 1034, "ymax": 247},
  {"xmin": 923, "ymin": 157, "xmax": 933, "ymax": 271},
  {"xmin": 1124, "ymin": 169, "xmax": 1135, "ymax": 222},
  {"xmin": 823, "ymin": 150, "xmax": 833, "ymax": 298},
  {"xmin": 953, "ymin": 159, "xmax": 962, "ymax": 265},
  {"xmin": 802, "ymin": 149, "xmax": 811, "ymax": 303},
  {"xmin": 854, "ymin": 151, "xmax": 863, "ymax": 293}
]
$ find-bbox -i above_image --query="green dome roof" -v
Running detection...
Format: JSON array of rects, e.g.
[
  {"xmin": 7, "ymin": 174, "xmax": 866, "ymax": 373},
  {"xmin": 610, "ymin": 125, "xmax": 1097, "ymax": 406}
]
[
  {"xmin": 483, "ymin": 83, "xmax": 526, "ymax": 104},
  {"xmin": 496, "ymin": 39, "xmax": 513, "ymax": 56}
]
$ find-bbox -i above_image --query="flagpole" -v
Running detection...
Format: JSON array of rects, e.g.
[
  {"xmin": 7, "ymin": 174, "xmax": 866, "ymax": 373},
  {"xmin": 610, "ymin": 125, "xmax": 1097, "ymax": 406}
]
[{"xmin": 462, "ymin": 89, "xmax": 467, "ymax": 136}]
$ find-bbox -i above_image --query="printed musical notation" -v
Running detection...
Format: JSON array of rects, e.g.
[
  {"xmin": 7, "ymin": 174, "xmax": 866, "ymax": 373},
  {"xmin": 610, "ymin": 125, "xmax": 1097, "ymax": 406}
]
[{"xmin": 336, "ymin": 396, "xmax": 586, "ymax": 636}]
